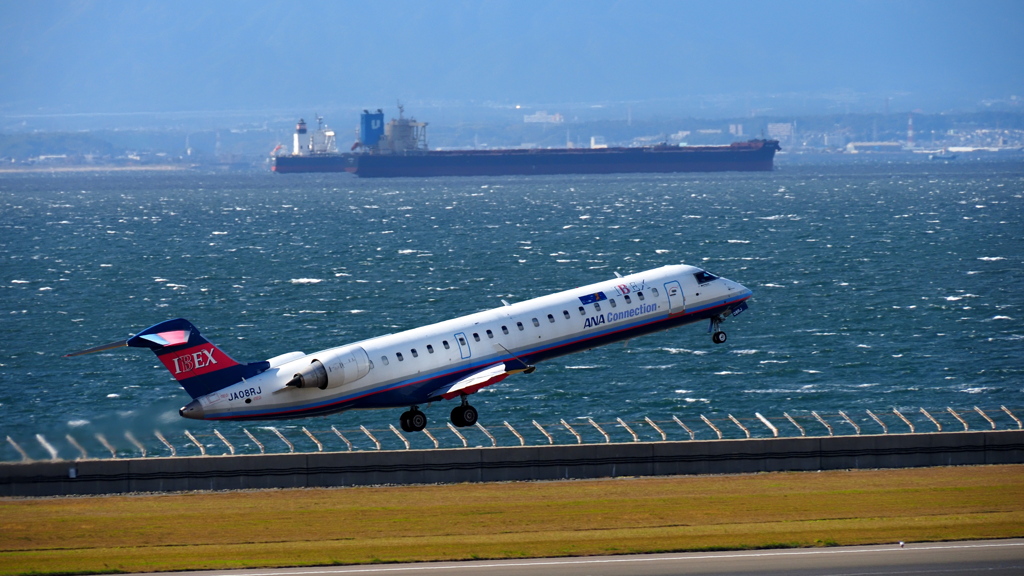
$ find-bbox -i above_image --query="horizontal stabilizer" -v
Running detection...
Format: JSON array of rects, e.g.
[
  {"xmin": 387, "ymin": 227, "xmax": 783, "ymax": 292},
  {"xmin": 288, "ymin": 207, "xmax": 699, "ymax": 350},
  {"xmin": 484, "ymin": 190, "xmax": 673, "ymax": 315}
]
[{"xmin": 64, "ymin": 340, "xmax": 128, "ymax": 357}]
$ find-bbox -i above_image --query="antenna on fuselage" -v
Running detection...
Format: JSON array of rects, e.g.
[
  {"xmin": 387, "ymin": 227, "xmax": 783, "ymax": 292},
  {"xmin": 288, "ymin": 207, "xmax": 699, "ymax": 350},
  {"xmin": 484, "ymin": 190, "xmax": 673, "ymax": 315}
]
[{"xmin": 614, "ymin": 271, "xmax": 623, "ymax": 278}]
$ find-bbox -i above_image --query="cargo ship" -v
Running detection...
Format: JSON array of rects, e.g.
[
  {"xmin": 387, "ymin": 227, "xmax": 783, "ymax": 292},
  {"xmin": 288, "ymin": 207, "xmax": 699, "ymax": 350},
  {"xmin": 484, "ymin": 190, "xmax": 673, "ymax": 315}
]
[{"xmin": 272, "ymin": 108, "xmax": 780, "ymax": 178}]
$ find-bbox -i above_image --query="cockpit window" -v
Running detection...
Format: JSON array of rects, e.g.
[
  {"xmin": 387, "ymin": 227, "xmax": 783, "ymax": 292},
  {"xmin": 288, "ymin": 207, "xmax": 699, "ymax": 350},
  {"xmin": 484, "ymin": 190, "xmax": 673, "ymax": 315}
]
[{"xmin": 694, "ymin": 270, "xmax": 719, "ymax": 284}]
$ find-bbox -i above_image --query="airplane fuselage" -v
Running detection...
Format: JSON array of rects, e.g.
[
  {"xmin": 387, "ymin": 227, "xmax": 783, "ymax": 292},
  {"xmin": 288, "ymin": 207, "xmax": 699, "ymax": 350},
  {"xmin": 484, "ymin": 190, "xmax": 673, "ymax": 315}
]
[{"xmin": 178, "ymin": 264, "xmax": 751, "ymax": 422}]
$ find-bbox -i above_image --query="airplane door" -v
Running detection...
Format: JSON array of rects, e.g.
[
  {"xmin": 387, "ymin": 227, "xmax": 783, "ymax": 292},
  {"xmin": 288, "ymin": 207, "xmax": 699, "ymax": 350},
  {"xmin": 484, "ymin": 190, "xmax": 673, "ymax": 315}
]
[
  {"xmin": 665, "ymin": 280, "xmax": 686, "ymax": 313},
  {"xmin": 454, "ymin": 332, "xmax": 471, "ymax": 359}
]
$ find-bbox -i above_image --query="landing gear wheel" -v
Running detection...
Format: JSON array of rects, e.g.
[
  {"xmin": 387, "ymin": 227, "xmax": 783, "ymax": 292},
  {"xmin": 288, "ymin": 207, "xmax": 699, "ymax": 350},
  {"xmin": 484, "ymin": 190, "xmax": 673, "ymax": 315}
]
[
  {"xmin": 712, "ymin": 331, "xmax": 727, "ymax": 344},
  {"xmin": 399, "ymin": 411, "xmax": 413, "ymax": 432},
  {"xmin": 450, "ymin": 406, "xmax": 466, "ymax": 427},
  {"xmin": 408, "ymin": 410, "xmax": 427, "ymax": 432},
  {"xmin": 450, "ymin": 404, "xmax": 478, "ymax": 427}
]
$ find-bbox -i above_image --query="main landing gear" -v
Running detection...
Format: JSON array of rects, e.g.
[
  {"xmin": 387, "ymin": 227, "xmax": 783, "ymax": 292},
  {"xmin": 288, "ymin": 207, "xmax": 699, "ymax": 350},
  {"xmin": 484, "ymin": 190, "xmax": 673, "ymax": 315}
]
[
  {"xmin": 399, "ymin": 407, "xmax": 427, "ymax": 432},
  {"xmin": 399, "ymin": 397, "xmax": 479, "ymax": 432},
  {"xmin": 450, "ymin": 395, "xmax": 478, "ymax": 428}
]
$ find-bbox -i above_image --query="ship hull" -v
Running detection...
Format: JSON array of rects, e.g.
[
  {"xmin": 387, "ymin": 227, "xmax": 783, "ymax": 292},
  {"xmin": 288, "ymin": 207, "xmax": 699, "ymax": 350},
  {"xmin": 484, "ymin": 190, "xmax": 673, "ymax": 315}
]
[{"xmin": 273, "ymin": 141, "xmax": 780, "ymax": 177}]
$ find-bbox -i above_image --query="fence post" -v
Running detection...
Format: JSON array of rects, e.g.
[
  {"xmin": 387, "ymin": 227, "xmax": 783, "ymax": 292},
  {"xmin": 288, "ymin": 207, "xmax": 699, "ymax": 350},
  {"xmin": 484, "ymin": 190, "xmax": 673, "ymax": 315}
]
[
  {"xmin": 727, "ymin": 415, "xmax": 750, "ymax": 439},
  {"xmin": 532, "ymin": 420, "xmax": 553, "ymax": 444},
  {"xmin": 36, "ymin": 434, "xmax": 60, "ymax": 461},
  {"xmin": 920, "ymin": 408, "xmax": 942, "ymax": 432},
  {"xmin": 811, "ymin": 412, "xmax": 833, "ymax": 436},
  {"xmin": 755, "ymin": 413, "xmax": 778, "ymax": 437},
  {"xmin": 330, "ymin": 426, "xmax": 352, "ymax": 451},
  {"xmin": 125, "ymin": 431, "xmax": 148, "ymax": 457},
  {"xmin": 269, "ymin": 427, "xmax": 295, "ymax": 452},
  {"xmin": 617, "ymin": 418, "xmax": 640, "ymax": 442},
  {"xmin": 302, "ymin": 427, "xmax": 324, "ymax": 452},
  {"xmin": 67, "ymin": 434, "xmax": 89, "ymax": 459},
  {"xmin": 974, "ymin": 407, "xmax": 996, "ymax": 430},
  {"xmin": 243, "ymin": 428, "xmax": 266, "ymax": 454},
  {"xmin": 504, "ymin": 421, "xmax": 525, "ymax": 446},
  {"xmin": 672, "ymin": 416, "xmax": 695, "ymax": 440},
  {"xmin": 475, "ymin": 422, "xmax": 497, "ymax": 447},
  {"xmin": 1001, "ymin": 406, "xmax": 1022, "ymax": 429},
  {"xmin": 213, "ymin": 430, "xmax": 235, "ymax": 455},
  {"xmin": 360, "ymin": 425, "xmax": 381, "ymax": 450},
  {"xmin": 866, "ymin": 410, "xmax": 888, "ymax": 434},
  {"xmin": 700, "ymin": 415, "xmax": 723, "ymax": 439},
  {"xmin": 155, "ymin": 431, "xmax": 177, "ymax": 456},
  {"xmin": 183, "ymin": 431, "xmax": 206, "ymax": 456},
  {"xmin": 784, "ymin": 412, "xmax": 806, "ymax": 436},
  {"xmin": 839, "ymin": 411, "xmax": 861, "ymax": 435},
  {"xmin": 388, "ymin": 425, "xmax": 410, "ymax": 450},
  {"xmin": 893, "ymin": 409, "xmax": 915, "ymax": 433},
  {"xmin": 645, "ymin": 417, "xmax": 667, "ymax": 441},
  {"xmin": 446, "ymin": 423, "xmax": 467, "ymax": 447},
  {"xmin": 946, "ymin": 408, "xmax": 968, "ymax": 431}
]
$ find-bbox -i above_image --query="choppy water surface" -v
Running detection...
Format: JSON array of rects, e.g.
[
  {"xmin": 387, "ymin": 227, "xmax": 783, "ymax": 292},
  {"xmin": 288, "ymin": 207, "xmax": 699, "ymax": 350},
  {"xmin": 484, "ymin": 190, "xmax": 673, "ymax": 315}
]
[{"xmin": 1, "ymin": 160, "xmax": 1022, "ymax": 458}]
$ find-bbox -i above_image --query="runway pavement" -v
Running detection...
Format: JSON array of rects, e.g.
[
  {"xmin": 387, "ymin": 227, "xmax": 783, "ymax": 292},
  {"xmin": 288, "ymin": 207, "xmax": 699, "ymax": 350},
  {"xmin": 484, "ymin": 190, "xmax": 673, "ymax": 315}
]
[{"xmin": 119, "ymin": 539, "xmax": 1024, "ymax": 576}]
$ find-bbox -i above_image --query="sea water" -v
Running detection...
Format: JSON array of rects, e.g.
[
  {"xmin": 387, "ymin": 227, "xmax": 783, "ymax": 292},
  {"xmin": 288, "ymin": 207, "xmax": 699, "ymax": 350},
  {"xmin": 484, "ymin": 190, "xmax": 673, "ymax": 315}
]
[{"xmin": 1, "ymin": 159, "xmax": 1022, "ymax": 458}]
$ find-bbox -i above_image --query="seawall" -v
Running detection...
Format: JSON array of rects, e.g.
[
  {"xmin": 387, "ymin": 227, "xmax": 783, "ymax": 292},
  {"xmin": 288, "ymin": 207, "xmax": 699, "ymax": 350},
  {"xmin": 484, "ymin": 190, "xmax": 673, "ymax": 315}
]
[{"xmin": 2, "ymin": 430, "xmax": 1022, "ymax": 497}]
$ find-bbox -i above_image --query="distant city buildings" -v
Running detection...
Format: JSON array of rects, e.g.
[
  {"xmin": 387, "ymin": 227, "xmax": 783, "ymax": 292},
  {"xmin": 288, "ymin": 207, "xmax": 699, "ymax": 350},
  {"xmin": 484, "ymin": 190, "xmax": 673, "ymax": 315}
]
[{"xmin": 524, "ymin": 111, "xmax": 564, "ymax": 124}]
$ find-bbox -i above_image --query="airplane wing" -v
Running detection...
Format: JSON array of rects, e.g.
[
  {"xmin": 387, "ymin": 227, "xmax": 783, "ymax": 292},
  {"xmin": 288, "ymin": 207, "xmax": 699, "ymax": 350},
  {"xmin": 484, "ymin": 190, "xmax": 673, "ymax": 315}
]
[{"xmin": 428, "ymin": 363, "xmax": 512, "ymax": 401}]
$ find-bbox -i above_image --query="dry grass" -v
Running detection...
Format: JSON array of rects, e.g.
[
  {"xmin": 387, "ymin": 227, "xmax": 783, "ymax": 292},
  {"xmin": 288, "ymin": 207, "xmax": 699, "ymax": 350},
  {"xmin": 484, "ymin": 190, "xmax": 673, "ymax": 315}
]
[{"xmin": 1, "ymin": 465, "xmax": 1022, "ymax": 574}]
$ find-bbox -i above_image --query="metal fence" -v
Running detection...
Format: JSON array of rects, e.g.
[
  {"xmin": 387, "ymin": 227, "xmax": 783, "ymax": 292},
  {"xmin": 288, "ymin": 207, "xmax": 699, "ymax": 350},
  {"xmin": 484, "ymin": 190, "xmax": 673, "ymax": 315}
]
[{"xmin": 5, "ymin": 405, "xmax": 1022, "ymax": 463}]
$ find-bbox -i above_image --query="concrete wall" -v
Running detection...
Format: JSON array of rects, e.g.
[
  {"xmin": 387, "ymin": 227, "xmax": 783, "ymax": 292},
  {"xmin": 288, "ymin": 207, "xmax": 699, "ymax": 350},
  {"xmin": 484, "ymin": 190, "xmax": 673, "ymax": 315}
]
[{"xmin": 2, "ymin": 430, "xmax": 1022, "ymax": 497}]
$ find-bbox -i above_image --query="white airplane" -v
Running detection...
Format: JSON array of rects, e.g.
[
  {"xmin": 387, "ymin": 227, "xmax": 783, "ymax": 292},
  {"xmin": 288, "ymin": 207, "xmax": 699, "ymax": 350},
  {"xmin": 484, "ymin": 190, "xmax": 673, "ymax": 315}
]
[{"xmin": 67, "ymin": 264, "xmax": 751, "ymax": 431}]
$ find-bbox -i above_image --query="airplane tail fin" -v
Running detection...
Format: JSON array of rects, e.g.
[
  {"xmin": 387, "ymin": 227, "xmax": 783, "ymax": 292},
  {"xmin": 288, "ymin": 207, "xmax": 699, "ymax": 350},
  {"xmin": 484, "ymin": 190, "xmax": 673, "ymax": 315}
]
[{"xmin": 66, "ymin": 318, "xmax": 269, "ymax": 399}]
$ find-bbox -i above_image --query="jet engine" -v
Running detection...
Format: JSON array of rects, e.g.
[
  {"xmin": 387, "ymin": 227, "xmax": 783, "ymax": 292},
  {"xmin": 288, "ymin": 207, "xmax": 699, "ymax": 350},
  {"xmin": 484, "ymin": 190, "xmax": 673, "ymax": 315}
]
[
  {"xmin": 285, "ymin": 346, "xmax": 371, "ymax": 390},
  {"xmin": 286, "ymin": 359, "xmax": 328, "ymax": 389}
]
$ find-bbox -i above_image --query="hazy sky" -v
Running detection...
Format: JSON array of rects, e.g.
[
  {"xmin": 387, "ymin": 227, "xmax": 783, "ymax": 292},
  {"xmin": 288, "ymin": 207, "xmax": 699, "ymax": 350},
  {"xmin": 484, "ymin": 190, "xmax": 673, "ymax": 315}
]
[{"xmin": 2, "ymin": 0, "xmax": 1022, "ymax": 118}]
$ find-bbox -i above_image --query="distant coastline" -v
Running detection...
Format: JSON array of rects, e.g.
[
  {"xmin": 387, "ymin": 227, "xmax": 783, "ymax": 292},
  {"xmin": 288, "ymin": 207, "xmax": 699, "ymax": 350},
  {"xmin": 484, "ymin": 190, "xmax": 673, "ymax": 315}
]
[{"xmin": 0, "ymin": 164, "xmax": 194, "ymax": 174}]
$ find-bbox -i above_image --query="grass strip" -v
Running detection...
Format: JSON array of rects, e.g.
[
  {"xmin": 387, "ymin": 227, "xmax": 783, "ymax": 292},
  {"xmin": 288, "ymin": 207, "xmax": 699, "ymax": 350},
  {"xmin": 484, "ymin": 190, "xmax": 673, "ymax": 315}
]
[{"xmin": 1, "ymin": 464, "xmax": 1022, "ymax": 575}]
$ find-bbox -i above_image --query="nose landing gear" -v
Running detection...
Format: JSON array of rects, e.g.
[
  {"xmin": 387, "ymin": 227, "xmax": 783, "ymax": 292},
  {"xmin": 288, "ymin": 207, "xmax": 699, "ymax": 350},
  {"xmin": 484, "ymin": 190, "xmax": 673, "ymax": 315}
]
[{"xmin": 709, "ymin": 316, "xmax": 728, "ymax": 344}]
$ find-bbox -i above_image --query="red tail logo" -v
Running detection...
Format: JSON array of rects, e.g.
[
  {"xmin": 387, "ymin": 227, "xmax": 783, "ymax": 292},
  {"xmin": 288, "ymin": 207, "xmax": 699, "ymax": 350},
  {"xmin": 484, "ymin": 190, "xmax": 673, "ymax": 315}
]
[{"xmin": 160, "ymin": 345, "xmax": 238, "ymax": 380}]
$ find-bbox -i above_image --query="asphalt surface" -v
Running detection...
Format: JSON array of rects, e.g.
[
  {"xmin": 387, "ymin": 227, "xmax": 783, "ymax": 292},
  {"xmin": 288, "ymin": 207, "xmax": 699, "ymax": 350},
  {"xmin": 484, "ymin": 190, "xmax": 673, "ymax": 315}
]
[{"xmin": 121, "ymin": 539, "xmax": 1024, "ymax": 576}]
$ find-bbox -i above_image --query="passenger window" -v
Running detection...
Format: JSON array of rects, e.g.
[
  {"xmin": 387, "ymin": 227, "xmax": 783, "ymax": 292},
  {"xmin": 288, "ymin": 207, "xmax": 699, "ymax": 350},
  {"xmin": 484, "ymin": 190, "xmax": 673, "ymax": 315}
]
[
  {"xmin": 396, "ymin": 352, "xmax": 404, "ymax": 361},
  {"xmin": 458, "ymin": 336, "xmax": 467, "ymax": 346},
  {"xmin": 578, "ymin": 306, "xmax": 586, "ymax": 316},
  {"xmin": 473, "ymin": 333, "xmax": 481, "ymax": 342},
  {"xmin": 624, "ymin": 295, "xmax": 632, "ymax": 304},
  {"xmin": 427, "ymin": 344, "xmax": 434, "ymax": 354},
  {"xmin": 609, "ymin": 298, "xmax": 617, "ymax": 308},
  {"xmin": 381, "ymin": 355, "xmax": 389, "ymax": 366},
  {"xmin": 502, "ymin": 325, "xmax": 509, "ymax": 335},
  {"xmin": 651, "ymin": 288, "xmax": 659, "ymax": 297},
  {"xmin": 563, "ymin": 310, "xmax": 571, "ymax": 319},
  {"xmin": 594, "ymin": 302, "xmax": 602, "ymax": 312},
  {"xmin": 547, "ymin": 314, "xmax": 555, "ymax": 323},
  {"xmin": 486, "ymin": 329, "xmax": 494, "ymax": 338},
  {"xmin": 532, "ymin": 318, "xmax": 540, "ymax": 327},
  {"xmin": 411, "ymin": 348, "xmax": 418, "ymax": 358},
  {"xmin": 517, "ymin": 322, "xmax": 524, "ymax": 331},
  {"xmin": 637, "ymin": 291, "xmax": 645, "ymax": 301},
  {"xmin": 443, "ymin": 340, "xmax": 450, "ymax": 350}
]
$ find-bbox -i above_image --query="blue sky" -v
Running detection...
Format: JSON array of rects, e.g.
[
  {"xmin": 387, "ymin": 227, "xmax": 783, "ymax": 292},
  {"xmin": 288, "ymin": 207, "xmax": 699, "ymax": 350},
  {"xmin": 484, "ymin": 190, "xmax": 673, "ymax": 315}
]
[{"xmin": 2, "ymin": 0, "xmax": 1022, "ymax": 118}]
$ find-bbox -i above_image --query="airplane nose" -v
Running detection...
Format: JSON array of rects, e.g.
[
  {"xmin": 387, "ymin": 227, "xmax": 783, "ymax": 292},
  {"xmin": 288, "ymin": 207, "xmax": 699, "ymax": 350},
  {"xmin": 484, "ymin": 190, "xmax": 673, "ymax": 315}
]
[{"xmin": 179, "ymin": 399, "xmax": 205, "ymax": 420}]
